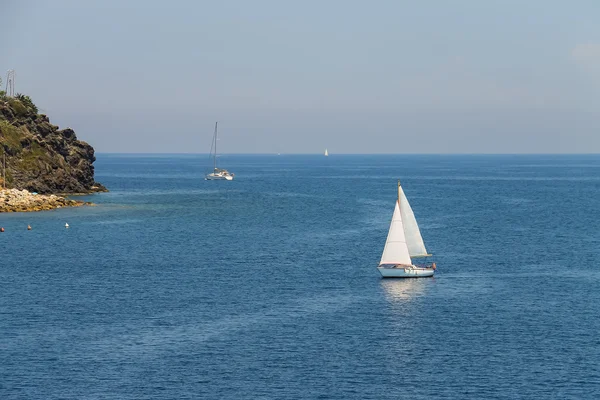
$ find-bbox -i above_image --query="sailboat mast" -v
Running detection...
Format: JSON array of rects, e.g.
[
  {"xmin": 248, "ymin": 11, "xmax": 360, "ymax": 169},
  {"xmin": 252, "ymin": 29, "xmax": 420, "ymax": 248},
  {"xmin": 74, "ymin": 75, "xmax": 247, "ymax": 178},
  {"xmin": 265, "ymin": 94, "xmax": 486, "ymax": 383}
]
[
  {"xmin": 398, "ymin": 180, "xmax": 407, "ymax": 262},
  {"xmin": 213, "ymin": 122, "xmax": 218, "ymax": 171}
]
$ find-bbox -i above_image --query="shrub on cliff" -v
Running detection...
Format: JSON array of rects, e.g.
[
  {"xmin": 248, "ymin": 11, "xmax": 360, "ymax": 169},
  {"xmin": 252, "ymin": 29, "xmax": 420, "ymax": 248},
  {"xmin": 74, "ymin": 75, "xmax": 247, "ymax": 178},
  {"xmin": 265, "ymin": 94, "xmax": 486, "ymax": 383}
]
[
  {"xmin": 15, "ymin": 94, "xmax": 39, "ymax": 115},
  {"xmin": 7, "ymin": 98, "xmax": 28, "ymax": 117},
  {"xmin": 0, "ymin": 120, "xmax": 23, "ymax": 153}
]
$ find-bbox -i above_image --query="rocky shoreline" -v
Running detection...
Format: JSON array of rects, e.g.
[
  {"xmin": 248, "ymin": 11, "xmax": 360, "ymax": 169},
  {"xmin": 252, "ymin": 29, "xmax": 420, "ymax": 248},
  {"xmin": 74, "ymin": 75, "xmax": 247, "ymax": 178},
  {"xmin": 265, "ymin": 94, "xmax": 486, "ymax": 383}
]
[{"xmin": 0, "ymin": 188, "xmax": 92, "ymax": 213}]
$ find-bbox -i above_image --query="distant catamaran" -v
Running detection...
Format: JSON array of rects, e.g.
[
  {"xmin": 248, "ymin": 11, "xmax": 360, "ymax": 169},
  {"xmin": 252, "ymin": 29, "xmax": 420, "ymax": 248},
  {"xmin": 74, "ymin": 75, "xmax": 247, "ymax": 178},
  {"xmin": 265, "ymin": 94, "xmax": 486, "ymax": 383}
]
[
  {"xmin": 205, "ymin": 122, "xmax": 234, "ymax": 181},
  {"xmin": 377, "ymin": 181, "xmax": 436, "ymax": 278}
]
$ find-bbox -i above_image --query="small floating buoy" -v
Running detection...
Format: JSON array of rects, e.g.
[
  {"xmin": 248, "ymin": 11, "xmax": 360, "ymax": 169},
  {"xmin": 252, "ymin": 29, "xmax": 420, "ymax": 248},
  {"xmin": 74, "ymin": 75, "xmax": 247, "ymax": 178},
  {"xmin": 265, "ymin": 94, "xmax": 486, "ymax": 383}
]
[
  {"xmin": 65, "ymin": 223, "xmax": 69, "ymax": 228},
  {"xmin": 0, "ymin": 227, "xmax": 4, "ymax": 232},
  {"xmin": 27, "ymin": 225, "xmax": 32, "ymax": 230}
]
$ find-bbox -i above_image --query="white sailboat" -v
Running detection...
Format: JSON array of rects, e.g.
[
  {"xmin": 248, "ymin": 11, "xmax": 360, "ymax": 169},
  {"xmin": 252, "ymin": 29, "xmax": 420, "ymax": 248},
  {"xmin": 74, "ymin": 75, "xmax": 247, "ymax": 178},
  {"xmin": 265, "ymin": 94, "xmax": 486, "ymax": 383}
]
[
  {"xmin": 205, "ymin": 122, "xmax": 234, "ymax": 181},
  {"xmin": 324, "ymin": 148, "xmax": 329, "ymax": 156},
  {"xmin": 377, "ymin": 181, "xmax": 436, "ymax": 278}
]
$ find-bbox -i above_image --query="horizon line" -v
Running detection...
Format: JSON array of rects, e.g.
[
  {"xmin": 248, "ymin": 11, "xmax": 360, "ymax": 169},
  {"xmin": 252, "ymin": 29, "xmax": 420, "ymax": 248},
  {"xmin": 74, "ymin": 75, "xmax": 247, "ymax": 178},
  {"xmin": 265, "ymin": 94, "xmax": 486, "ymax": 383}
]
[{"xmin": 94, "ymin": 152, "xmax": 600, "ymax": 156}]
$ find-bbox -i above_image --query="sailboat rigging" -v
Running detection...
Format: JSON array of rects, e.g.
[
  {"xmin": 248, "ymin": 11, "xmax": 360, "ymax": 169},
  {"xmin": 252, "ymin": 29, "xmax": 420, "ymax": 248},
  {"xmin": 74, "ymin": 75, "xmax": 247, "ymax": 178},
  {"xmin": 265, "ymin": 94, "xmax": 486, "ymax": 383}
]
[
  {"xmin": 377, "ymin": 181, "xmax": 436, "ymax": 278},
  {"xmin": 205, "ymin": 122, "xmax": 234, "ymax": 181}
]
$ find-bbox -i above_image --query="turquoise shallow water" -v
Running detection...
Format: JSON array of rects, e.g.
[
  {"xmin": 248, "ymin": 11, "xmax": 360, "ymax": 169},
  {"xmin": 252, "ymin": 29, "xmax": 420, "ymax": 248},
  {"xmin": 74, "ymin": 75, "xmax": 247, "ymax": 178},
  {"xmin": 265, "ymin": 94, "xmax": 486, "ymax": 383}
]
[{"xmin": 1, "ymin": 154, "xmax": 600, "ymax": 399}]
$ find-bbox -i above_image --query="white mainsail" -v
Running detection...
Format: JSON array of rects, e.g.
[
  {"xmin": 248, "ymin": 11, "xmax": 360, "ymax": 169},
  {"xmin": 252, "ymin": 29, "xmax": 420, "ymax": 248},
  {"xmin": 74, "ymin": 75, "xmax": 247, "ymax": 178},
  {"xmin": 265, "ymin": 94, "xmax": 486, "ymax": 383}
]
[
  {"xmin": 398, "ymin": 185, "xmax": 429, "ymax": 257},
  {"xmin": 379, "ymin": 201, "xmax": 412, "ymax": 266},
  {"xmin": 324, "ymin": 148, "xmax": 329, "ymax": 156}
]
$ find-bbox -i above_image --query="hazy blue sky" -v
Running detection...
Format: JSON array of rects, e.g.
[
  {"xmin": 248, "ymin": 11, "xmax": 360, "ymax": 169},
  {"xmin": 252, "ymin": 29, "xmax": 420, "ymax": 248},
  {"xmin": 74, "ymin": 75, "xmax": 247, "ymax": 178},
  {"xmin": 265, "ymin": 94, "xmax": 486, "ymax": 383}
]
[{"xmin": 2, "ymin": 0, "xmax": 599, "ymax": 153}]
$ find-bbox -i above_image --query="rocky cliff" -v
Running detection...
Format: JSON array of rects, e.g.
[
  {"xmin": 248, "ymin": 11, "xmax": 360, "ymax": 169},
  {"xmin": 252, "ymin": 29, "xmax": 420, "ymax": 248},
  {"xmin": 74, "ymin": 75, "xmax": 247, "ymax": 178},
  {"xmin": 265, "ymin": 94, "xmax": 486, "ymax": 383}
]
[{"xmin": 0, "ymin": 94, "xmax": 106, "ymax": 193}]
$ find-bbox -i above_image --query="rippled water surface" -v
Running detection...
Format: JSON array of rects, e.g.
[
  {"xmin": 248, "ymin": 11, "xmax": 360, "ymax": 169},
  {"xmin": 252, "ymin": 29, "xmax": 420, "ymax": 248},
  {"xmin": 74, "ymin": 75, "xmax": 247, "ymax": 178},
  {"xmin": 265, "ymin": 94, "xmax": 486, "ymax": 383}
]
[{"xmin": 1, "ymin": 154, "xmax": 600, "ymax": 399}]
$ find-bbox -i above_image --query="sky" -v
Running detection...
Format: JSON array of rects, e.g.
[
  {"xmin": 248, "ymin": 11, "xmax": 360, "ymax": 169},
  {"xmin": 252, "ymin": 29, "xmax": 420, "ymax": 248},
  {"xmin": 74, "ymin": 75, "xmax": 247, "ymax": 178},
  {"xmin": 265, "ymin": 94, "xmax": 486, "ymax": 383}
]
[{"xmin": 1, "ymin": 0, "xmax": 599, "ymax": 153}]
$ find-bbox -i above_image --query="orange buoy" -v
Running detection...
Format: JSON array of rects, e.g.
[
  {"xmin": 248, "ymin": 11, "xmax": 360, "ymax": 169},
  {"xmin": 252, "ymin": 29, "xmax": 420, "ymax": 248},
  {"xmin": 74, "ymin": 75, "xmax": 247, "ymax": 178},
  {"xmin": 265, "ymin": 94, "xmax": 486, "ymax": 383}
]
[
  {"xmin": 0, "ymin": 227, "xmax": 4, "ymax": 232},
  {"xmin": 27, "ymin": 225, "xmax": 32, "ymax": 230}
]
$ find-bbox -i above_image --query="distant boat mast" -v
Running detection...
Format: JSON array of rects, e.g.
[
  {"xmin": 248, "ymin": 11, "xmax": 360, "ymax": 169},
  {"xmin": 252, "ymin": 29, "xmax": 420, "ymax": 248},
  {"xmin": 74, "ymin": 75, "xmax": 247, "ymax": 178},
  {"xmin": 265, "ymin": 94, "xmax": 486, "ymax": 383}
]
[{"xmin": 213, "ymin": 122, "xmax": 218, "ymax": 171}]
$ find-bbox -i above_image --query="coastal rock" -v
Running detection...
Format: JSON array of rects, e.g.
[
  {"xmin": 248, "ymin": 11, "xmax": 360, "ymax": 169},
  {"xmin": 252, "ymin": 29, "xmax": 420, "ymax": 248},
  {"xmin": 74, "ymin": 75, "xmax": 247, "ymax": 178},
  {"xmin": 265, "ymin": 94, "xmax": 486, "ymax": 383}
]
[
  {"xmin": 0, "ymin": 188, "xmax": 87, "ymax": 213},
  {"xmin": 0, "ymin": 95, "xmax": 107, "ymax": 194}
]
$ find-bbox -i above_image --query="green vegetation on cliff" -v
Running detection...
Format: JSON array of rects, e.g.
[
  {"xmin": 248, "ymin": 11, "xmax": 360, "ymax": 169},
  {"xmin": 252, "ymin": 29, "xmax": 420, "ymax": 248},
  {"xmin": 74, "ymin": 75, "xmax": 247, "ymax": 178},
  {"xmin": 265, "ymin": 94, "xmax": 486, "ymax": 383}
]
[{"xmin": 0, "ymin": 91, "xmax": 106, "ymax": 193}]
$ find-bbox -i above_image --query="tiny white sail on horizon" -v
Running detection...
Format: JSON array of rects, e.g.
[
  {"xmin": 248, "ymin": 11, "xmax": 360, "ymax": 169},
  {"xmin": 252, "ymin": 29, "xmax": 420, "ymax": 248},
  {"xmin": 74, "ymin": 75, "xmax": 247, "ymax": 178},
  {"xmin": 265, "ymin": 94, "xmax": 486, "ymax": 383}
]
[{"xmin": 324, "ymin": 148, "xmax": 329, "ymax": 156}]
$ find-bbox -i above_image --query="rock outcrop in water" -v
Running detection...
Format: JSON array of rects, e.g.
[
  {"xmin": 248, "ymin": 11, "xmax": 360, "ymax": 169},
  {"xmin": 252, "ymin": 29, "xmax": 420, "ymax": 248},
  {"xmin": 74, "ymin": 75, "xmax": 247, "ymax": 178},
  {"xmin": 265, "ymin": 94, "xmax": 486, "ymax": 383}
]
[
  {"xmin": 0, "ymin": 93, "xmax": 107, "ymax": 194},
  {"xmin": 0, "ymin": 188, "xmax": 90, "ymax": 212}
]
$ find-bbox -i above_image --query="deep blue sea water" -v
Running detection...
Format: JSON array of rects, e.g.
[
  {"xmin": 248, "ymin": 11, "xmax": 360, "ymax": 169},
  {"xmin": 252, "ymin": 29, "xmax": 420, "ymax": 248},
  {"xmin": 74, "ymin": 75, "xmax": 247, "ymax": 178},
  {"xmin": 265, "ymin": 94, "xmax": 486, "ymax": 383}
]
[{"xmin": 1, "ymin": 154, "xmax": 600, "ymax": 399}]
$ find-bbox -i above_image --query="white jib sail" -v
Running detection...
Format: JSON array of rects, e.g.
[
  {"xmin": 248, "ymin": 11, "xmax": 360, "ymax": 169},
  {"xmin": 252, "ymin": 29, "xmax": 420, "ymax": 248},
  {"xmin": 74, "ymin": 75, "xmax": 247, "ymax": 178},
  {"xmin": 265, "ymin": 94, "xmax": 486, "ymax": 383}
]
[
  {"xmin": 398, "ymin": 185, "xmax": 428, "ymax": 257},
  {"xmin": 379, "ymin": 201, "xmax": 412, "ymax": 266}
]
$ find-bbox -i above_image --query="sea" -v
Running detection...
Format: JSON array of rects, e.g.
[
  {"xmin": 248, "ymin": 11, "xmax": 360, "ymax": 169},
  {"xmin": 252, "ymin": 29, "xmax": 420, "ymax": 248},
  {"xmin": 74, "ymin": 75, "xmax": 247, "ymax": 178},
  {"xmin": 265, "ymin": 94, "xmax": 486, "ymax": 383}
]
[{"xmin": 1, "ymin": 154, "xmax": 599, "ymax": 399}]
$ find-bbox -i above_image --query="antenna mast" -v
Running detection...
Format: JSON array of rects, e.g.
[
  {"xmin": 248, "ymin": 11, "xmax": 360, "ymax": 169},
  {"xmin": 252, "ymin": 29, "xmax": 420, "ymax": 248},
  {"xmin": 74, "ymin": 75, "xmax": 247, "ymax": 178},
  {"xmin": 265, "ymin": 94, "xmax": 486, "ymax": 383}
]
[{"xmin": 5, "ymin": 70, "xmax": 15, "ymax": 97}]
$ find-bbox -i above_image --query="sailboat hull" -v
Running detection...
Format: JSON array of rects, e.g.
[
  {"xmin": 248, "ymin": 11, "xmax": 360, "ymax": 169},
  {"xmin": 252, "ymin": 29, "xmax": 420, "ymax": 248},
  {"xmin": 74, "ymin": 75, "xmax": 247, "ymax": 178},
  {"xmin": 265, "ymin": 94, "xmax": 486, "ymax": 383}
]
[
  {"xmin": 205, "ymin": 174, "xmax": 233, "ymax": 181},
  {"xmin": 377, "ymin": 266, "xmax": 435, "ymax": 278}
]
